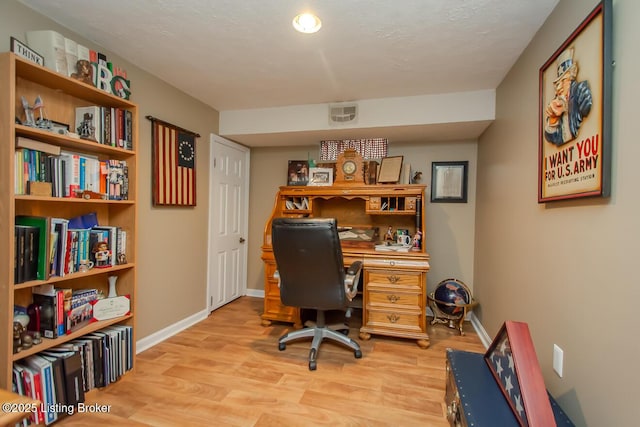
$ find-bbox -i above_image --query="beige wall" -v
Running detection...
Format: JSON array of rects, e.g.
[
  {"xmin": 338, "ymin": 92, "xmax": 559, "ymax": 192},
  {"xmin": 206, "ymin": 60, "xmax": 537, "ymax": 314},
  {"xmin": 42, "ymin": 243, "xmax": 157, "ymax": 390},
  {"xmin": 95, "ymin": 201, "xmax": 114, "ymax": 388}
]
[
  {"xmin": 247, "ymin": 141, "xmax": 478, "ymax": 296},
  {"xmin": 1, "ymin": 0, "xmax": 220, "ymax": 340},
  {"xmin": 475, "ymin": 0, "xmax": 639, "ymax": 425},
  {"xmin": 7, "ymin": 0, "xmax": 636, "ymax": 424}
]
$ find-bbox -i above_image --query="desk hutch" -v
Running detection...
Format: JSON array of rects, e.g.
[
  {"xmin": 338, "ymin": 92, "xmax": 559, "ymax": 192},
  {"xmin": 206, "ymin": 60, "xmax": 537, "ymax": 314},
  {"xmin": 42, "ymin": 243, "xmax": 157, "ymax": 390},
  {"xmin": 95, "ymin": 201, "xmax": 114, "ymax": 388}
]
[{"xmin": 261, "ymin": 184, "xmax": 430, "ymax": 348}]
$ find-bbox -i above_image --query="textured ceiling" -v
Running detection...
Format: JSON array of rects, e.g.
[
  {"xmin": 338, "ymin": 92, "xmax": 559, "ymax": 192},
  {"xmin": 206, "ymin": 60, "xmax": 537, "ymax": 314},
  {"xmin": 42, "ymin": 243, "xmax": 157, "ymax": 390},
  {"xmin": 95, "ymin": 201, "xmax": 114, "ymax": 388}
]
[{"xmin": 17, "ymin": 0, "xmax": 559, "ymax": 145}]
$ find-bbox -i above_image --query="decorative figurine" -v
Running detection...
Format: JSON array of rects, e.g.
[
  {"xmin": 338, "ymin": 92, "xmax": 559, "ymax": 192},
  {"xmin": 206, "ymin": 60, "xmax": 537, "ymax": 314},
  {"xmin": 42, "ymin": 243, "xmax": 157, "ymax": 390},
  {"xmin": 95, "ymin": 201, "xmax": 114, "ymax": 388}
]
[
  {"xmin": 71, "ymin": 59, "xmax": 93, "ymax": 85},
  {"xmin": 20, "ymin": 96, "xmax": 36, "ymax": 127},
  {"xmin": 92, "ymin": 240, "xmax": 111, "ymax": 267},
  {"xmin": 32, "ymin": 95, "xmax": 52, "ymax": 130},
  {"xmin": 412, "ymin": 230, "xmax": 422, "ymax": 251},
  {"xmin": 384, "ymin": 226, "xmax": 395, "ymax": 242},
  {"xmin": 77, "ymin": 112, "xmax": 97, "ymax": 141}
]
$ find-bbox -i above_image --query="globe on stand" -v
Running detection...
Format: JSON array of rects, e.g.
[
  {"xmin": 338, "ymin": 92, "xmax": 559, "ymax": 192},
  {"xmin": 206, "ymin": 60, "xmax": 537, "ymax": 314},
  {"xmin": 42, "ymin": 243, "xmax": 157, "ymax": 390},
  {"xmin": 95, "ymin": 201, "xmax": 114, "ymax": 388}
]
[{"xmin": 428, "ymin": 278, "xmax": 478, "ymax": 335}]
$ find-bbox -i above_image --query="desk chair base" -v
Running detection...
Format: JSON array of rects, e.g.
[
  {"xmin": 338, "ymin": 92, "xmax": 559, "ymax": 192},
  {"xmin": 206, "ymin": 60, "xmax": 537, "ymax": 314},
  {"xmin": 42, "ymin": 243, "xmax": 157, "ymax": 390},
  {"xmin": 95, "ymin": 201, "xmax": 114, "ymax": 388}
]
[{"xmin": 279, "ymin": 326, "xmax": 362, "ymax": 371}]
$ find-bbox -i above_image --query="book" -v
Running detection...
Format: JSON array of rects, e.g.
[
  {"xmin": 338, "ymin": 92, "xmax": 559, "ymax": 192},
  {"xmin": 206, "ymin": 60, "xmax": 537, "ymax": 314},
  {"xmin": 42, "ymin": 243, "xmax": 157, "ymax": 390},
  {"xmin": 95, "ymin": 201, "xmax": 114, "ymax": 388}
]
[
  {"xmin": 32, "ymin": 291, "xmax": 58, "ymax": 338},
  {"xmin": 15, "ymin": 215, "xmax": 50, "ymax": 281},
  {"xmin": 38, "ymin": 353, "xmax": 69, "ymax": 421},
  {"xmin": 84, "ymin": 334, "xmax": 105, "ymax": 388},
  {"xmin": 41, "ymin": 349, "xmax": 85, "ymax": 406},
  {"xmin": 14, "ymin": 225, "xmax": 37, "ymax": 283},
  {"xmin": 74, "ymin": 106, "xmax": 102, "ymax": 143},
  {"xmin": 59, "ymin": 150, "xmax": 80, "ymax": 197},
  {"xmin": 16, "ymin": 136, "xmax": 61, "ymax": 156},
  {"xmin": 26, "ymin": 30, "xmax": 68, "ymax": 75},
  {"xmin": 71, "ymin": 339, "xmax": 95, "ymax": 391},
  {"xmin": 76, "ymin": 43, "xmax": 90, "ymax": 62},
  {"xmin": 107, "ymin": 160, "xmax": 127, "ymax": 200},
  {"xmin": 24, "ymin": 354, "xmax": 57, "ymax": 425},
  {"xmin": 64, "ymin": 37, "xmax": 78, "ymax": 77},
  {"xmin": 15, "ymin": 363, "xmax": 42, "ymax": 425},
  {"xmin": 51, "ymin": 218, "xmax": 69, "ymax": 277}
]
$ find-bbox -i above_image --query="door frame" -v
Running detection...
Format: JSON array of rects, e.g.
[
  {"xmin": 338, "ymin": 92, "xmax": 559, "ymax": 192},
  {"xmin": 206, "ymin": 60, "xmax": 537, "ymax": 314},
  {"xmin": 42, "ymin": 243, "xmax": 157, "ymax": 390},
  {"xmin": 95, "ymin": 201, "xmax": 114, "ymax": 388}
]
[{"xmin": 207, "ymin": 133, "xmax": 250, "ymax": 312}]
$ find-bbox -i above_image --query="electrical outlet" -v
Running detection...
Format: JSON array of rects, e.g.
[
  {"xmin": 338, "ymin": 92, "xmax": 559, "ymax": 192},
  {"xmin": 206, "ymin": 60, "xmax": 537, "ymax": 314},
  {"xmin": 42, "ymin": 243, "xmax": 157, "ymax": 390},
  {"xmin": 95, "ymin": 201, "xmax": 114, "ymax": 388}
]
[{"xmin": 553, "ymin": 344, "xmax": 564, "ymax": 377}]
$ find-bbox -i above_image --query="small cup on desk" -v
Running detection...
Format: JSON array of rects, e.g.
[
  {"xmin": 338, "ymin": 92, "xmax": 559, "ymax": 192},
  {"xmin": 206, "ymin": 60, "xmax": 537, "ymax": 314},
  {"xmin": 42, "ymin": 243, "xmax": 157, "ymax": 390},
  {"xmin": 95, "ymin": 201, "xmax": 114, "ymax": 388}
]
[
  {"xmin": 79, "ymin": 260, "xmax": 94, "ymax": 272},
  {"xmin": 397, "ymin": 234, "xmax": 412, "ymax": 247}
]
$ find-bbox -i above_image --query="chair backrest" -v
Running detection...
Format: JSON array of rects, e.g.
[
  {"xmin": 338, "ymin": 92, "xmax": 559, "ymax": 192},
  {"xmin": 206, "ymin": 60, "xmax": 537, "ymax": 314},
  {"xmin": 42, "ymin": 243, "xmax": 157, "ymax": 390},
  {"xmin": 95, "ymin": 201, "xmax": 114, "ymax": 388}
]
[{"xmin": 271, "ymin": 217, "xmax": 347, "ymax": 310}]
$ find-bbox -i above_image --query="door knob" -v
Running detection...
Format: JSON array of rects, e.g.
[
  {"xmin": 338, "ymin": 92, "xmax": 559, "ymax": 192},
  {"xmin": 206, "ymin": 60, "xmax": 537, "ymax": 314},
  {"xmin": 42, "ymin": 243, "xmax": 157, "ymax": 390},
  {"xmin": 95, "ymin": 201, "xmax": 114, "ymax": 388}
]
[{"xmin": 239, "ymin": 237, "xmax": 246, "ymax": 243}]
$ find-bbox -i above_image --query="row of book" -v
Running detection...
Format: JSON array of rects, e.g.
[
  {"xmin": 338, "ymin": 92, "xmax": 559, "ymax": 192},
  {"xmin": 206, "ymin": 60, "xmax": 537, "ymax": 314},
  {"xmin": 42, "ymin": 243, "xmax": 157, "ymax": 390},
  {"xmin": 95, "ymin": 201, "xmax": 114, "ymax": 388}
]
[
  {"xmin": 24, "ymin": 30, "xmax": 130, "ymax": 99},
  {"xmin": 75, "ymin": 106, "xmax": 133, "ymax": 150},
  {"xmin": 15, "ymin": 215, "xmax": 127, "ymax": 284},
  {"xmin": 25, "ymin": 285, "xmax": 99, "ymax": 339},
  {"xmin": 15, "ymin": 136, "xmax": 129, "ymax": 200},
  {"xmin": 12, "ymin": 324, "xmax": 134, "ymax": 426}
]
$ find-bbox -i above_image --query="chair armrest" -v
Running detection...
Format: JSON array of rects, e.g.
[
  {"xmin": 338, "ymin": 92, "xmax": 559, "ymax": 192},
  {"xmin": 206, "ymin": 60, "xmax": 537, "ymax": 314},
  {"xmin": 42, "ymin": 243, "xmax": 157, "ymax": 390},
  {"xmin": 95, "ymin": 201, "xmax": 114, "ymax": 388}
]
[{"xmin": 344, "ymin": 261, "xmax": 363, "ymax": 301}]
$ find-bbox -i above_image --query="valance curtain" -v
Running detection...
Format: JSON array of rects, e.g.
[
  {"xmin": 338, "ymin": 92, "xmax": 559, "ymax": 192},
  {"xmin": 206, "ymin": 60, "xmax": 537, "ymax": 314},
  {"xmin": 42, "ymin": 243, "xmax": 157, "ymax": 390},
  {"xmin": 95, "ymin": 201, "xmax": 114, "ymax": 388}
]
[{"xmin": 320, "ymin": 138, "xmax": 388, "ymax": 161}]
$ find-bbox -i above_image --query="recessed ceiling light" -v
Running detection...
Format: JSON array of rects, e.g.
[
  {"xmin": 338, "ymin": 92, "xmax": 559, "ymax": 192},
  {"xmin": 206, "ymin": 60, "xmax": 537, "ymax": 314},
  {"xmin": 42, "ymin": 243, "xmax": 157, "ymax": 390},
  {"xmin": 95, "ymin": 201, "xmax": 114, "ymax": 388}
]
[{"xmin": 293, "ymin": 13, "xmax": 322, "ymax": 34}]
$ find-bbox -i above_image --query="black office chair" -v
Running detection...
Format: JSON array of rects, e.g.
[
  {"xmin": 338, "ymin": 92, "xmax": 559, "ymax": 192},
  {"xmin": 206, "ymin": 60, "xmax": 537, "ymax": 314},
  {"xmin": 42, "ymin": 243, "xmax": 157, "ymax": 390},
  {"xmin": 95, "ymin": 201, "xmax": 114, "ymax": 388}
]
[{"xmin": 271, "ymin": 217, "xmax": 363, "ymax": 370}]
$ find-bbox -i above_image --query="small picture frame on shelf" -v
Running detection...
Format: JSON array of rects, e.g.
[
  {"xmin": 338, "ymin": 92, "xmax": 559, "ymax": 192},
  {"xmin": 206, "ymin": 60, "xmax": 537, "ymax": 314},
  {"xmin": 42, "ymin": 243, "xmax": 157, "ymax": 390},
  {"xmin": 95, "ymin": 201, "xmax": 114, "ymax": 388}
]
[
  {"xmin": 308, "ymin": 167, "xmax": 333, "ymax": 186},
  {"xmin": 287, "ymin": 160, "xmax": 309, "ymax": 186},
  {"xmin": 377, "ymin": 156, "xmax": 403, "ymax": 183},
  {"xmin": 431, "ymin": 161, "xmax": 468, "ymax": 203},
  {"xmin": 50, "ymin": 120, "xmax": 70, "ymax": 136},
  {"xmin": 10, "ymin": 36, "xmax": 44, "ymax": 67}
]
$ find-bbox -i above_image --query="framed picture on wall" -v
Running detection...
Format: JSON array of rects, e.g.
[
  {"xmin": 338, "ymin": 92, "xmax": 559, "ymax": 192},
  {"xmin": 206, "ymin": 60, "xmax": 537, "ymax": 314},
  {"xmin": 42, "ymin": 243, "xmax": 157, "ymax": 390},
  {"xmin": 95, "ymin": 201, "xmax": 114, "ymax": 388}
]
[
  {"xmin": 538, "ymin": 0, "xmax": 612, "ymax": 202},
  {"xmin": 431, "ymin": 161, "xmax": 468, "ymax": 203}
]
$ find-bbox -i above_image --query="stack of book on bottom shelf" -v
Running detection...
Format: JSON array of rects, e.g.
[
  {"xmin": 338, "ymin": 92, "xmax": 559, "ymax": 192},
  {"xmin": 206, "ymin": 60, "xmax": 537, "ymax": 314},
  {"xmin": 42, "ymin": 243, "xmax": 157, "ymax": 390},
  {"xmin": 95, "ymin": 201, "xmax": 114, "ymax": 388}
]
[{"xmin": 12, "ymin": 324, "xmax": 133, "ymax": 425}]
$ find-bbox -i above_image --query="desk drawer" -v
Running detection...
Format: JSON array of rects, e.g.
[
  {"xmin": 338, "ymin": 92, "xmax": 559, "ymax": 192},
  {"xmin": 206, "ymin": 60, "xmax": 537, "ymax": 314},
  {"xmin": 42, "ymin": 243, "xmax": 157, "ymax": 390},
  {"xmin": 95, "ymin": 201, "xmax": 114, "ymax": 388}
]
[
  {"xmin": 367, "ymin": 288, "xmax": 421, "ymax": 308},
  {"xmin": 364, "ymin": 307, "xmax": 423, "ymax": 331},
  {"xmin": 367, "ymin": 270, "xmax": 422, "ymax": 288}
]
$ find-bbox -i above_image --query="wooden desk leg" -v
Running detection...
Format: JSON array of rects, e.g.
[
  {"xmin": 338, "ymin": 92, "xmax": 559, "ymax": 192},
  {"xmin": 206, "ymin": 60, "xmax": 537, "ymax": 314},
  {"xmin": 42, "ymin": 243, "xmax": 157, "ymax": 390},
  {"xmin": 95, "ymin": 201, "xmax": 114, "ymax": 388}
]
[
  {"xmin": 261, "ymin": 319, "xmax": 272, "ymax": 327},
  {"xmin": 417, "ymin": 339, "xmax": 430, "ymax": 349},
  {"xmin": 359, "ymin": 331, "xmax": 371, "ymax": 340}
]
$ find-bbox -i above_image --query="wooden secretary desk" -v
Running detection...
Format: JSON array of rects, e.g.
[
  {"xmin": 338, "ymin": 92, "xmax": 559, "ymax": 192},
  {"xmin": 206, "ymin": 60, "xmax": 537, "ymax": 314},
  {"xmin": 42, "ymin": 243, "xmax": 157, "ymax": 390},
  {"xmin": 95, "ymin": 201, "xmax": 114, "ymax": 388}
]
[{"xmin": 260, "ymin": 184, "xmax": 431, "ymax": 348}]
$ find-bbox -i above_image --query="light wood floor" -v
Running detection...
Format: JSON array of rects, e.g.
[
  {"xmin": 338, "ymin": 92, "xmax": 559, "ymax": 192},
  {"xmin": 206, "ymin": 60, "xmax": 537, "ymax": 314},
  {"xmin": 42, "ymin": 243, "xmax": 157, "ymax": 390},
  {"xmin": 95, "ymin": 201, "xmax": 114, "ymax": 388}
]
[{"xmin": 56, "ymin": 296, "xmax": 485, "ymax": 426}]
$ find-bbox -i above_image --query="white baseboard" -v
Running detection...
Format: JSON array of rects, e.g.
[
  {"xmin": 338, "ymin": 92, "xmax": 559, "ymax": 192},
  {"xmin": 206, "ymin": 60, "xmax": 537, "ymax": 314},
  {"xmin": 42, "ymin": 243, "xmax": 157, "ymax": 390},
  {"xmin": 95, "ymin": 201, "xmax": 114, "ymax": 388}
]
[
  {"xmin": 245, "ymin": 288, "xmax": 264, "ymax": 298},
  {"xmin": 468, "ymin": 311, "xmax": 491, "ymax": 349},
  {"xmin": 136, "ymin": 308, "xmax": 208, "ymax": 354}
]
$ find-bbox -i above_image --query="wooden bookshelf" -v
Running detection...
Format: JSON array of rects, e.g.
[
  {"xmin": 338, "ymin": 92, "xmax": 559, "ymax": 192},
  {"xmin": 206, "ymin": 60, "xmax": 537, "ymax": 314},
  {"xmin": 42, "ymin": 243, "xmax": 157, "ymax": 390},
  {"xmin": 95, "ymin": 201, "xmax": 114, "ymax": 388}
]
[{"xmin": 0, "ymin": 53, "xmax": 137, "ymax": 390}]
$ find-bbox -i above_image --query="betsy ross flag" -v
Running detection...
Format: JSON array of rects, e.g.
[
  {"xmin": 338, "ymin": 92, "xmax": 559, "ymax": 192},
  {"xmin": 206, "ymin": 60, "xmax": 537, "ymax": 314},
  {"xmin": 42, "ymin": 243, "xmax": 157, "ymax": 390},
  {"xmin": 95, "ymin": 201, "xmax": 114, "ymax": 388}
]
[{"xmin": 152, "ymin": 121, "xmax": 196, "ymax": 206}]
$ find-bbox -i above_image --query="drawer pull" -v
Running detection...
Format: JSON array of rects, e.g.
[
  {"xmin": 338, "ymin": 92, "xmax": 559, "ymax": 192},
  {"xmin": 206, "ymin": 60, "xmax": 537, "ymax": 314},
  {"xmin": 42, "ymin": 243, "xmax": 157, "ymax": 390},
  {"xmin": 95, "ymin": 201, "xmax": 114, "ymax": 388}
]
[
  {"xmin": 387, "ymin": 294, "xmax": 399, "ymax": 303},
  {"xmin": 387, "ymin": 275, "xmax": 400, "ymax": 283},
  {"xmin": 387, "ymin": 313, "xmax": 400, "ymax": 323}
]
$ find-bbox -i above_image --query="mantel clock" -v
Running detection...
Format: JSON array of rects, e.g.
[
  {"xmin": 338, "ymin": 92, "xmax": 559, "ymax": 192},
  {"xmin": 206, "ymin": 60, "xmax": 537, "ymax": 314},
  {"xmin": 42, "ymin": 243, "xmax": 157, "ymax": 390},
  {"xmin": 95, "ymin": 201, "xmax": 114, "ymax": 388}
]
[{"xmin": 335, "ymin": 149, "xmax": 365, "ymax": 185}]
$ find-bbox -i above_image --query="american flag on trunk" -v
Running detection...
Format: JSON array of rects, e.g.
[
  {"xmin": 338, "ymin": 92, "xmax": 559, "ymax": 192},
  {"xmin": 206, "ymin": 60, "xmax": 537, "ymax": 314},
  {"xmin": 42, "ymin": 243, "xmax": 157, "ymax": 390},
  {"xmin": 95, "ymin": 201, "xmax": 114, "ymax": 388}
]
[{"xmin": 152, "ymin": 120, "xmax": 196, "ymax": 206}]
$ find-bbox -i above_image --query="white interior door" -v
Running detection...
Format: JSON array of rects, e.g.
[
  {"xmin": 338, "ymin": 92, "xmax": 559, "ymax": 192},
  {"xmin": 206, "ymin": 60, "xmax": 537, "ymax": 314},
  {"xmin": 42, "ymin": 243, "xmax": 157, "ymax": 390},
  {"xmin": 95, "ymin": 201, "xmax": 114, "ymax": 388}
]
[{"xmin": 208, "ymin": 134, "xmax": 250, "ymax": 312}]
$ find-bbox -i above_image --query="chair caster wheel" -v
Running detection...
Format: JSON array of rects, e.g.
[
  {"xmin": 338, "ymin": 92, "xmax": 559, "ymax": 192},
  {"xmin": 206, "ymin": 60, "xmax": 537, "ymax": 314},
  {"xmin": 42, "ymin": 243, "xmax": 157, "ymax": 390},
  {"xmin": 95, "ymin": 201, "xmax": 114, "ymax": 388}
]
[
  {"xmin": 355, "ymin": 349, "xmax": 362, "ymax": 359},
  {"xmin": 309, "ymin": 361, "xmax": 317, "ymax": 371},
  {"xmin": 278, "ymin": 342, "xmax": 286, "ymax": 351}
]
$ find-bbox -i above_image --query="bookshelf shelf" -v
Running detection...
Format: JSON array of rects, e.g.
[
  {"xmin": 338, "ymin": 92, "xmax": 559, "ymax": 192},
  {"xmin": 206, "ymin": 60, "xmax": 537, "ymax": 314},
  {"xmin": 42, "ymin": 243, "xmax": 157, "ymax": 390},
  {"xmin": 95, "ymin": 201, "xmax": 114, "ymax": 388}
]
[
  {"xmin": 11, "ymin": 314, "xmax": 133, "ymax": 362},
  {"xmin": 0, "ymin": 52, "xmax": 138, "ymax": 406},
  {"xmin": 15, "ymin": 195, "xmax": 136, "ymax": 204},
  {"xmin": 13, "ymin": 264, "xmax": 135, "ymax": 290},
  {"xmin": 16, "ymin": 124, "xmax": 136, "ymax": 157}
]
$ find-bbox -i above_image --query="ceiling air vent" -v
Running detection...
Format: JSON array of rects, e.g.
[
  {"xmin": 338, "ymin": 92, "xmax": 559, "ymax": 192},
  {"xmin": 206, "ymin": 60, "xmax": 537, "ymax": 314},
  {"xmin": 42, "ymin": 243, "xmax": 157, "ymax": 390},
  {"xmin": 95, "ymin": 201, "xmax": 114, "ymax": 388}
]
[{"xmin": 329, "ymin": 103, "xmax": 358, "ymax": 125}]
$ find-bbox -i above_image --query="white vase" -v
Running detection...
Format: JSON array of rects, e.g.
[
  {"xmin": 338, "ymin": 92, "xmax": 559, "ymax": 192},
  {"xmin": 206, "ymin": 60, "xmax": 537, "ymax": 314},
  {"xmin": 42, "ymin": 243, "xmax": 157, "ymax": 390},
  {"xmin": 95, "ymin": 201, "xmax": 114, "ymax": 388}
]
[{"xmin": 108, "ymin": 275, "xmax": 118, "ymax": 298}]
